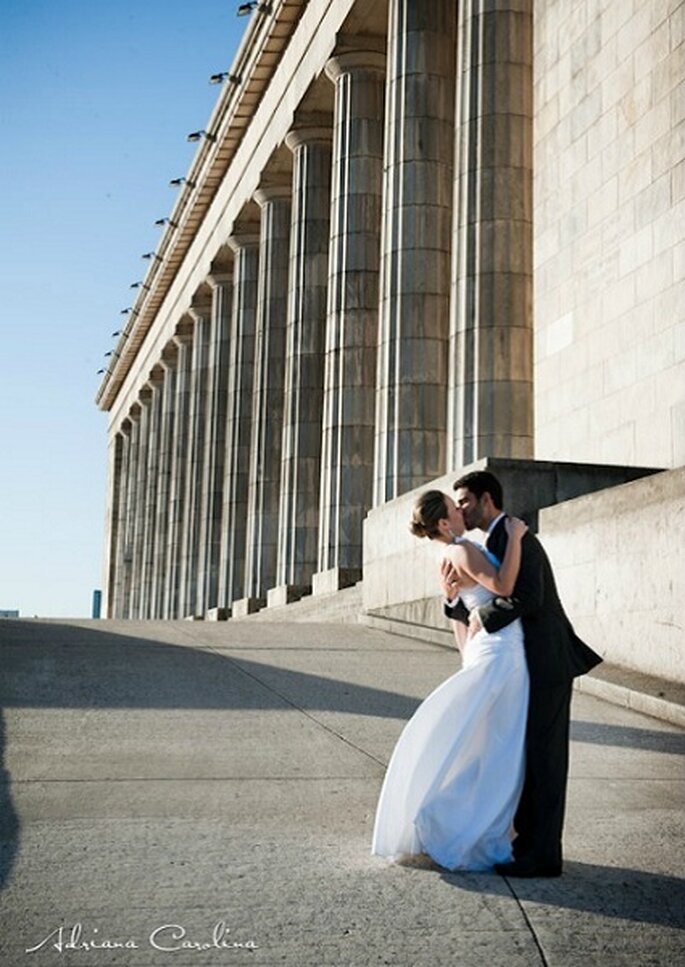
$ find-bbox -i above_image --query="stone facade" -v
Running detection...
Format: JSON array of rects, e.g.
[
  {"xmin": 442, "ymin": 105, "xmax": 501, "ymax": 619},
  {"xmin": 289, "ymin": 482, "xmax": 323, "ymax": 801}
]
[
  {"xmin": 98, "ymin": 0, "xmax": 683, "ymax": 625},
  {"xmin": 534, "ymin": 0, "xmax": 685, "ymax": 467}
]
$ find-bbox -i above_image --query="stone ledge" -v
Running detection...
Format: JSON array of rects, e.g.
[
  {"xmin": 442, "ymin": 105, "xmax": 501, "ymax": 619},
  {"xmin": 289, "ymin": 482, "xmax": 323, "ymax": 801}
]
[
  {"xmin": 360, "ymin": 611, "xmax": 454, "ymax": 649},
  {"xmin": 575, "ymin": 663, "xmax": 685, "ymax": 729}
]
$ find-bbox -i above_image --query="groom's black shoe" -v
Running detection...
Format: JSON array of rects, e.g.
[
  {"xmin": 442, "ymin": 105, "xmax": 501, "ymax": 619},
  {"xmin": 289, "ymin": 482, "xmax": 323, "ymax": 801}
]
[{"xmin": 494, "ymin": 858, "xmax": 562, "ymax": 878}]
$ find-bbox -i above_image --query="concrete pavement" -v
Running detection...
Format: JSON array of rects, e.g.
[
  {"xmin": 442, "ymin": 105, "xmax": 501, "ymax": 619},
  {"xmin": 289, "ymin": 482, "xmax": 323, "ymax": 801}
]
[{"xmin": 0, "ymin": 618, "xmax": 683, "ymax": 966}]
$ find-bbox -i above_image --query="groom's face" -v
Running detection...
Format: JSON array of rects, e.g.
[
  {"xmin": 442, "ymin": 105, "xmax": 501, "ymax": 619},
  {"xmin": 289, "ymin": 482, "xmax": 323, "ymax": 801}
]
[{"xmin": 454, "ymin": 487, "xmax": 485, "ymax": 530}]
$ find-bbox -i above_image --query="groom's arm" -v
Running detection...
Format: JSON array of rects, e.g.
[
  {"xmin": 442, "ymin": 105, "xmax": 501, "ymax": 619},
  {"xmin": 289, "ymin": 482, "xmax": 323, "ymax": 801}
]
[
  {"xmin": 476, "ymin": 532, "xmax": 545, "ymax": 634},
  {"xmin": 444, "ymin": 597, "xmax": 469, "ymax": 625}
]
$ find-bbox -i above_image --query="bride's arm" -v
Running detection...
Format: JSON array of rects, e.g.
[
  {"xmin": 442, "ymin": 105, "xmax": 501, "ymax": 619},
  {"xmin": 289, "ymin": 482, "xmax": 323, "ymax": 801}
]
[
  {"xmin": 445, "ymin": 518, "xmax": 528, "ymax": 596},
  {"xmin": 450, "ymin": 617, "xmax": 467, "ymax": 654}
]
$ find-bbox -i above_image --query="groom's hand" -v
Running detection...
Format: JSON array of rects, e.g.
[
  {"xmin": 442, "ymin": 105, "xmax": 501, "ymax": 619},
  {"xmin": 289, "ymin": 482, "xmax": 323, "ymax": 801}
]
[{"xmin": 440, "ymin": 559, "xmax": 461, "ymax": 601}]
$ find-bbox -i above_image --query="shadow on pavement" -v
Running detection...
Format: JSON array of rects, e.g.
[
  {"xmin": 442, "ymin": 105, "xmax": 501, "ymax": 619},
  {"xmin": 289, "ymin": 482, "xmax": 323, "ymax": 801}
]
[
  {"xmin": 1, "ymin": 620, "xmax": 682, "ymax": 901},
  {"xmin": 0, "ymin": 621, "xmax": 422, "ymax": 714},
  {"xmin": 0, "ymin": 619, "xmax": 421, "ymax": 889},
  {"xmin": 571, "ymin": 719, "xmax": 685, "ymax": 756},
  {"xmin": 0, "ymin": 711, "xmax": 19, "ymax": 893},
  {"xmin": 447, "ymin": 860, "xmax": 685, "ymax": 929}
]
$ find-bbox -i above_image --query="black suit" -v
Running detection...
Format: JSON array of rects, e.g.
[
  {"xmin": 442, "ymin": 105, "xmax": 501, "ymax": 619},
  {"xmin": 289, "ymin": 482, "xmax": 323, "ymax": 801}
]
[{"xmin": 445, "ymin": 516, "xmax": 602, "ymax": 867}]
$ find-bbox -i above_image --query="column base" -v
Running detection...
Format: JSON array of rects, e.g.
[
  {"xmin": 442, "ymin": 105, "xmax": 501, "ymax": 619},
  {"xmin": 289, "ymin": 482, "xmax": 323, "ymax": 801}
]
[
  {"xmin": 206, "ymin": 607, "xmax": 230, "ymax": 621},
  {"xmin": 231, "ymin": 597, "xmax": 266, "ymax": 617},
  {"xmin": 267, "ymin": 584, "xmax": 311, "ymax": 608},
  {"xmin": 312, "ymin": 567, "xmax": 362, "ymax": 596},
  {"xmin": 183, "ymin": 614, "xmax": 204, "ymax": 621}
]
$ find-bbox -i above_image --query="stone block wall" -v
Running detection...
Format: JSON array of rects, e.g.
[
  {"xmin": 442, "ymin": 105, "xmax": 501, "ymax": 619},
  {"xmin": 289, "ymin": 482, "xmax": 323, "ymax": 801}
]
[
  {"xmin": 534, "ymin": 0, "xmax": 685, "ymax": 467},
  {"xmin": 539, "ymin": 466, "xmax": 685, "ymax": 683}
]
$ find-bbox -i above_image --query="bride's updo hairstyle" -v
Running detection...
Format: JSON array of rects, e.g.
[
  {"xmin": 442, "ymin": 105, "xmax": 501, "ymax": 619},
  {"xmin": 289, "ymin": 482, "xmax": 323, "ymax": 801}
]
[{"xmin": 410, "ymin": 490, "xmax": 449, "ymax": 540}]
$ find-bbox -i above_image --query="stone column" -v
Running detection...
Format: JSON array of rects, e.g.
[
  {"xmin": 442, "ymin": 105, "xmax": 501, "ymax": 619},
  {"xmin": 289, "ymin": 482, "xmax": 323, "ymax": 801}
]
[
  {"xmin": 197, "ymin": 273, "xmax": 233, "ymax": 618},
  {"xmin": 164, "ymin": 325, "xmax": 193, "ymax": 618},
  {"xmin": 121, "ymin": 404, "xmax": 141, "ymax": 619},
  {"xmin": 448, "ymin": 0, "xmax": 534, "ymax": 465},
  {"xmin": 111, "ymin": 420, "xmax": 132, "ymax": 618},
  {"xmin": 179, "ymin": 302, "xmax": 212, "ymax": 618},
  {"xmin": 313, "ymin": 46, "xmax": 386, "ymax": 596},
  {"xmin": 374, "ymin": 0, "xmax": 456, "ymax": 505},
  {"xmin": 150, "ymin": 343, "xmax": 178, "ymax": 618},
  {"xmin": 103, "ymin": 427, "xmax": 126, "ymax": 619},
  {"xmin": 217, "ymin": 232, "xmax": 260, "ymax": 610},
  {"xmin": 233, "ymin": 186, "xmax": 292, "ymax": 617},
  {"xmin": 269, "ymin": 124, "xmax": 332, "ymax": 606},
  {"xmin": 129, "ymin": 386, "xmax": 152, "ymax": 618},
  {"xmin": 139, "ymin": 368, "xmax": 164, "ymax": 619}
]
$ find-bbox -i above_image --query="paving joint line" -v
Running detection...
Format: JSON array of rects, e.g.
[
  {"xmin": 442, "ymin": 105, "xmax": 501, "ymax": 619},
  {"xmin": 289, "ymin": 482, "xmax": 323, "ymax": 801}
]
[
  {"xmin": 200, "ymin": 644, "xmax": 389, "ymax": 769},
  {"xmin": 502, "ymin": 876, "xmax": 549, "ymax": 967}
]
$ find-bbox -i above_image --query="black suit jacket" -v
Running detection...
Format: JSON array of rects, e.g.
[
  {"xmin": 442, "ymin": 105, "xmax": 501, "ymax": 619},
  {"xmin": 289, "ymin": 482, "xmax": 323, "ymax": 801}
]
[{"xmin": 445, "ymin": 517, "xmax": 602, "ymax": 687}]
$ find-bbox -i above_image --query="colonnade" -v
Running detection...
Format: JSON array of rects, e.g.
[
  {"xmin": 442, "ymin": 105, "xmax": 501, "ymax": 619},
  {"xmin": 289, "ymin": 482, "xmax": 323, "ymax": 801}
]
[{"xmin": 105, "ymin": 0, "xmax": 534, "ymax": 619}]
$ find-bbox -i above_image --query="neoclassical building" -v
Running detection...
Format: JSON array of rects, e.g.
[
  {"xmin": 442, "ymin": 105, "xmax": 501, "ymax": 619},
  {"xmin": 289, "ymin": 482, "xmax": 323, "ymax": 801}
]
[{"xmin": 97, "ymin": 0, "xmax": 684, "ymax": 668}]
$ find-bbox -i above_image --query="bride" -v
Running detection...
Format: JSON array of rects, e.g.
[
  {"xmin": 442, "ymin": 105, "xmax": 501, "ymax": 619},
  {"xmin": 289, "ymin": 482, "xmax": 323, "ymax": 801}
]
[{"xmin": 371, "ymin": 490, "xmax": 529, "ymax": 872}]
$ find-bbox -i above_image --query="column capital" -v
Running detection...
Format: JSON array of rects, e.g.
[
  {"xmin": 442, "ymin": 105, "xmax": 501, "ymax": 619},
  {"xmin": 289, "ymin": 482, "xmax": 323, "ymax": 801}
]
[
  {"xmin": 207, "ymin": 271, "xmax": 234, "ymax": 289},
  {"xmin": 285, "ymin": 118, "xmax": 333, "ymax": 153},
  {"xmin": 227, "ymin": 230, "xmax": 260, "ymax": 253},
  {"xmin": 148, "ymin": 364, "xmax": 164, "ymax": 387},
  {"xmin": 173, "ymin": 316, "xmax": 194, "ymax": 346},
  {"xmin": 324, "ymin": 49, "xmax": 386, "ymax": 84},
  {"xmin": 139, "ymin": 385, "xmax": 153, "ymax": 404},
  {"xmin": 188, "ymin": 302, "xmax": 212, "ymax": 324},
  {"xmin": 254, "ymin": 183, "xmax": 291, "ymax": 207},
  {"xmin": 161, "ymin": 340, "xmax": 179, "ymax": 368}
]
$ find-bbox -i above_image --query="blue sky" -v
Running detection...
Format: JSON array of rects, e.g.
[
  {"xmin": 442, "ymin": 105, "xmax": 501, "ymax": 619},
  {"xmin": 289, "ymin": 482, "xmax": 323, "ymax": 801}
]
[{"xmin": 0, "ymin": 1, "xmax": 247, "ymax": 617}]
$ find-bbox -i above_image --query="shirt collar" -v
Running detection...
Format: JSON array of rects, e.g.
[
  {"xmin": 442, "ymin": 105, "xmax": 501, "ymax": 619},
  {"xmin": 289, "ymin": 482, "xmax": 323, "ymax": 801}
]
[{"xmin": 486, "ymin": 512, "xmax": 506, "ymax": 535}]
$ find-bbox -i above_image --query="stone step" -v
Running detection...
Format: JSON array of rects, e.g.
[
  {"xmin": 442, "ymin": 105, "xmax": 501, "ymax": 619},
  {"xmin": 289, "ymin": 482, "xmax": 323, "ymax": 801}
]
[{"xmin": 230, "ymin": 583, "xmax": 363, "ymax": 623}]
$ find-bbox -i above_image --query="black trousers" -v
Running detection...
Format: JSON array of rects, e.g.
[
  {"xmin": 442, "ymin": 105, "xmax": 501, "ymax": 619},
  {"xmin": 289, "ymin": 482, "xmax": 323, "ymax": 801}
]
[{"xmin": 514, "ymin": 680, "xmax": 573, "ymax": 866}]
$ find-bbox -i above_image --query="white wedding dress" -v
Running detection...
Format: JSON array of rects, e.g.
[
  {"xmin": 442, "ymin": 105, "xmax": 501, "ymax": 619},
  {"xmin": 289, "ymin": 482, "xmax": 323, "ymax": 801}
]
[{"xmin": 371, "ymin": 553, "xmax": 529, "ymax": 872}]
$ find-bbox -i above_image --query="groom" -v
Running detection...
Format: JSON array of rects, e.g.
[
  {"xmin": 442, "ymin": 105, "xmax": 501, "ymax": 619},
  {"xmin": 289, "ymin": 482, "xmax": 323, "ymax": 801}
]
[{"xmin": 441, "ymin": 470, "xmax": 602, "ymax": 877}]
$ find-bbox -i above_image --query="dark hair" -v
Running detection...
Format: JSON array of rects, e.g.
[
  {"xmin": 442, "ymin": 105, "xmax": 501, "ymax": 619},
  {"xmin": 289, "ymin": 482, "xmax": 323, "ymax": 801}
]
[
  {"xmin": 410, "ymin": 490, "xmax": 449, "ymax": 540},
  {"xmin": 452, "ymin": 470, "xmax": 503, "ymax": 509}
]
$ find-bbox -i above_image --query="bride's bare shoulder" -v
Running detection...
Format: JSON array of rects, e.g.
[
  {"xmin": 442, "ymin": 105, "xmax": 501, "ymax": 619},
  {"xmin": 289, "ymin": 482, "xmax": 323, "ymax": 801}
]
[{"xmin": 443, "ymin": 541, "xmax": 470, "ymax": 564}]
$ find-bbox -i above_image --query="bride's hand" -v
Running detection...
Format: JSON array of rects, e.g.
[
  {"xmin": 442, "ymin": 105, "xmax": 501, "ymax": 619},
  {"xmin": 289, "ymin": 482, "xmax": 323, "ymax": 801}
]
[
  {"xmin": 505, "ymin": 516, "xmax": 528, "ymax": 540},
  {"xmin": 440, "ymin": 558, "xmax": 461, "ymax": 600}
]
